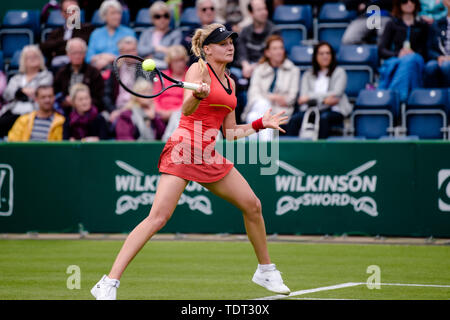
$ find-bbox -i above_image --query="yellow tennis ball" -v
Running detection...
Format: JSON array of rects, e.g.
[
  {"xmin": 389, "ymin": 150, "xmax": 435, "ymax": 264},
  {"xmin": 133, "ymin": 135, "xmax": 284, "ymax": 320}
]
[{"xmin": 142, "ymin": 59, "xmax": 156, "ymax": 71}]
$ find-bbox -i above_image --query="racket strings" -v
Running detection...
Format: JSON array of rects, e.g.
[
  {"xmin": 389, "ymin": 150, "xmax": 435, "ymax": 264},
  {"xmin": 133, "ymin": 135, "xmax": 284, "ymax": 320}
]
[
  {"xmin": 114, "ymin": 55, "xmax": 186, "ymax": 98},
  {"xmin": 116, "ymin": 57, "xmax": 163, "ymax": 92}
]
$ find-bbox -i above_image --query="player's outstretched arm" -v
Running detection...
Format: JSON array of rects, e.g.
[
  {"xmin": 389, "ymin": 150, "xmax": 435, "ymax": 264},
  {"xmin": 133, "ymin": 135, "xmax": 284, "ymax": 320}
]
[
  {"xmin": 222, "ymin": 78, "xmax": 288, "ymax": 140},
  {"xmin": 222, "ymin": 108, "xmax": 288, "ymax": 141}
]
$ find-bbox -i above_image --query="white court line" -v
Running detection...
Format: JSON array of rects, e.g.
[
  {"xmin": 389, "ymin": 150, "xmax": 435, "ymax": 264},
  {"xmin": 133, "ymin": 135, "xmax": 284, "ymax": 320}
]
[
  {"xmin": 378, "ymin": 283, "xmax": 450, "ymax": 288},
  {"xmin": 253, "ymin": 282, "xmax": 362, "ymax": 300},
  {"xmin": 290, "ymin": 297, "xmax": 360, "ymax": 300},
  {"xmin": 253, "ymin": 282, "xmax": 450, "ymax": 300}
]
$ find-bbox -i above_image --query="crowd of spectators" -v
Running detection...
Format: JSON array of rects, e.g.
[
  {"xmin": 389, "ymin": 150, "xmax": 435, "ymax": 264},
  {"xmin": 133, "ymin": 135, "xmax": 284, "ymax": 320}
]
[{"xmin": 0, "ymin": 0, "xmax": 448, "ymax": 142}]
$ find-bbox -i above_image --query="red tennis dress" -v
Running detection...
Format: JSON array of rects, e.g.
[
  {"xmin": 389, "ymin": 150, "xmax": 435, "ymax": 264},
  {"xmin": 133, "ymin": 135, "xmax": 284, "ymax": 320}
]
[{"xmin": 158, "ymin": 64, "xmax": 236, "ymax": 183}]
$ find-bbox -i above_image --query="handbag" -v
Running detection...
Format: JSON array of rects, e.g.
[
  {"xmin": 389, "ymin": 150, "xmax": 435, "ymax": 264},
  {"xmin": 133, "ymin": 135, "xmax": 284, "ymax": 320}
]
[{"xmin": 299, "ymin": 105, "xmax": 320, "ymax": 141}]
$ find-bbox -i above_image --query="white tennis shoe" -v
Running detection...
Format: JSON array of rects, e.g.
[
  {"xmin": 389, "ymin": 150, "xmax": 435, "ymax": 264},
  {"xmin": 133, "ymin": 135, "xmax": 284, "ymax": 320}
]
[
  {"xmin": 91, "ymin": 275, "xmax": 120, "ymax": 300},
  {"xmin": 252, "ymin": 266, "xmax": 290, "ymax": 295}
]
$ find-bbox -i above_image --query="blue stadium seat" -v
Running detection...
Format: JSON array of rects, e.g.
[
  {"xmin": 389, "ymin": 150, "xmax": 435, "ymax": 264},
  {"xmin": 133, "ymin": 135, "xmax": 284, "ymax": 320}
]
[
  {"xmin": 134, "ymin": 8, "xmax": 153, "ymax": 28},
  {"xmin": 6, "ymin": 50, "xmax": 21, "ymax": 79},
  {"xmin": 179, "ymin": 7, "xmax": 201, "ymax": 30},
  {"xmin": 133, "ymin": 8, "xmax": 152, "ymax": 38},
  {"xmin": 273, "ymin": 5, "xmax": 313, "ymax": 54},
  {"xmin": 288, "ymin": 45, "xmax": 313, "ymax": 76},
  {"xmin": 316, "ymin": 3, "xmax": 357, "ymax": 52},
  {"xmin": 0, "ymin": 10, "xmax": 40, "ymax": 59},
  {"xmin": 337, "ymin": 44, "xmax": 378, "ymax": 70},
  {"xmin": 337, "ymin": 45, "xmax": 378, "ymax": 100},
  {"xmin": 350, "ymin": 89, "xmax": 400, "ymax": 139},
  {"xmin": 404, "ymin": 89, "xmax": 449, "ymax": 139},
  {"xmin": 46, "ymin": 10, "xmax": 66, "ymax": 27},
  {"xmin": 318, "ymin": 3, "xmax": 358, "ymax": 23},
  {"xmin": 289, "ymin": 45, "xmax": 313, "ymax": 66},
  {"xmin": 41, "ymin": 10, "xmax": 65, "ymax": 42},
  {"xmin": 91, "ymin": 8, "xmax": 130, "ymax": 27}
]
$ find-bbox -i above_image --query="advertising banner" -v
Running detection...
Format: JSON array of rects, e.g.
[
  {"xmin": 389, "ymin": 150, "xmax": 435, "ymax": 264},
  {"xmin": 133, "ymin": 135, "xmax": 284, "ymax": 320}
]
[{"xmin": 0, "ymin": 141, "xmax": 449, "ymax": 237}]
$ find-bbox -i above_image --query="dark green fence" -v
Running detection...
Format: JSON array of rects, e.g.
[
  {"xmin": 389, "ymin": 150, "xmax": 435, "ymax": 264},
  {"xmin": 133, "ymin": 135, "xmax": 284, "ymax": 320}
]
[{"xmin": 1, "ymin": 141, "xmax": 450, "ymax": 237}]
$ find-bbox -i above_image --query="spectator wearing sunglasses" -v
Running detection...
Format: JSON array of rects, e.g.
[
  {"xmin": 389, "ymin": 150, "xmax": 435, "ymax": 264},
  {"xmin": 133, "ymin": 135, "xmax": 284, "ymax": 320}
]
[
  {"xmin": 197, "ymin": 0, "xmax": 217, "ymax": 26},
  {"xmin": 182, "ymin": 0, "xmax": 229, "ymax": 66},
  {"xmin": 138, "ymin": 1, "xmax": 182, "ymax": 70}
]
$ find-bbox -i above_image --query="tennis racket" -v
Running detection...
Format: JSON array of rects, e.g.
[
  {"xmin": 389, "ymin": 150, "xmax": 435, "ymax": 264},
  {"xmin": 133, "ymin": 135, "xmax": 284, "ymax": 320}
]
[{"xmin": 113, "ymin": 54, "xmax": 200, "ymax": 99}]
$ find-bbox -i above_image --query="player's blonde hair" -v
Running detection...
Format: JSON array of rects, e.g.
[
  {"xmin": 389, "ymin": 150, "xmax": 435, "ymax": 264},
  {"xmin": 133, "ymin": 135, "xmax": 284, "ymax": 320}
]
[{"xmin": 191, "ymin": 23, "xmax": 224, "ymax": 74}]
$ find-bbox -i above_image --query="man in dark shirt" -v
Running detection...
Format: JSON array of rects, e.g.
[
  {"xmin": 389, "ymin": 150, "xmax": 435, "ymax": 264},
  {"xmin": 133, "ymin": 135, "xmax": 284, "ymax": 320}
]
[
  {"xmin": 53, "ymin": 37, "xmax": 105, "ymax": 116},
  {"xmin": 40, "ymin": 0, "xmax": 95, "ymax": 69},
  {"xmin": 236, "ymin": 0, "xmax": 278, "ymax": 79}
]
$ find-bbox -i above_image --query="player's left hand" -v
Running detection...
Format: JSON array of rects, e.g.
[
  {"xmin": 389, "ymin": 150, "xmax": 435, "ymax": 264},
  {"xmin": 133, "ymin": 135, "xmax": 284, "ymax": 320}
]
[{"xmin": 262, "ymin": 108, "xmax": 289, "ymax": 133}]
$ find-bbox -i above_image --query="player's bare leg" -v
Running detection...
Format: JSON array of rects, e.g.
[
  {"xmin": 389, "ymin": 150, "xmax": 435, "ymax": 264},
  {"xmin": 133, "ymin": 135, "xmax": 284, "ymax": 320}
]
[
  {"xmin": 91, "ymin": 174, "xmax": 188, "ymax": 299},
  {"xmin": 201, "ymin": 168, "xmax": 269, "ymax": 264},
  {"xmin": 200, "ymin": 168, "xmax": 290, "ymax": 294},
  {"xmin": 109, "ymin": 174, "xmax": 188, "ymax": 279}
]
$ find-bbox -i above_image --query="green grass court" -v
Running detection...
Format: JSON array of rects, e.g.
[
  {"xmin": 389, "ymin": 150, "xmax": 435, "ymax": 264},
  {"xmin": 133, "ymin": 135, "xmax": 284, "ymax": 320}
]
[{"xmin": 0, "ymin": 239, "xmax": 449, "ymax": 300}]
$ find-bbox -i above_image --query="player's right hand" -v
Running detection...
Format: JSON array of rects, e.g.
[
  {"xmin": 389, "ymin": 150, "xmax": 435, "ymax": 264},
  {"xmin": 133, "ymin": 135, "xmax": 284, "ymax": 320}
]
[{"xmin": 193, "ymin": 82, "xmax": 210, "ymax": 99}]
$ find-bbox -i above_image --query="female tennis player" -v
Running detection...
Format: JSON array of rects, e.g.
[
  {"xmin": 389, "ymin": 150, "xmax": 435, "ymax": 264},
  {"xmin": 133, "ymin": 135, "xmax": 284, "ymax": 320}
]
[{"xmin": 91, "ymin": 23, "xmax": 290, "ymax": 300}]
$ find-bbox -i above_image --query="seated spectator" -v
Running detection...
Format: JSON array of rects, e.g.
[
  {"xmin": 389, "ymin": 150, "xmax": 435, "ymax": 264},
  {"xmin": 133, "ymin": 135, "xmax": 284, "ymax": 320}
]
[
  {"xmin": 216, "ymin": 0, "xmax": 252, "ymax": 33},
  {"xmin": 7, "ymin": 85, "xmax": 64, "ymax": 142},
  {"xmin": 54, "ymin": 38, "xmax": 105, "ymax": 117},
  {"xmin": 236, "ymin": 0, "xmax": 278, "ymax": 79},
  {"xmin": 115, "ymin": 79, "xmax": 166, "ymax": 141},
  {"xmin": 424, "ymin": 0, "xmax": 450, "ymax": 87},
  {"xmin": 286, "ymin": 41, "xmax": 352, "ymax": 139},
  {"xmin": 137, "ymin": 1, "xmax": 182, "ymax": 70},
  {"xmin": 419, "ymin": 0, "xmax": 448, "ymax": 24},
  {"xmin": 63, "ymin": 83, "xmax": 109, "ymax": 141},
  {"xmin": 0, "ymin": 46, "xmax": 53, "ymax": 138},
  {"xmin": 241, "ymin": 35, "xmax": 299, "ymax": 141},
  {"xmin": 86, "ymin": 0, "xmax": 136, "ymax": 70},
  {"xmin": 378, "ymin": 0, "xmax": 429, "ymax": 102},
  {"xmin": 153, "ymin": 45, "xmax": 189, "ymax": 122},
  {"xmin": 342, "ymin": 1, "xmax": 393, "ymax": 45},
  {"xmin": 103, "ymin": 36, "xmax": 138, "ymax": 123},
  {"xmin": 196, "ymin": 0, "xmax": 217, "ymax": 26},
  {"xmin": 40, "ymin": 0, "xmax": 95, "ymax": 70},
  {"xmin": 181, "ymin": 0, "xmax": 222, "ymax": 66}
]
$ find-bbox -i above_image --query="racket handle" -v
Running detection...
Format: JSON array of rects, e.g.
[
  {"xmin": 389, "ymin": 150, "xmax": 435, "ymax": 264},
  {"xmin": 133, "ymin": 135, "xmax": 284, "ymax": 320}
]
[{"xmin": 183, "ymin": 82, "xmax": 201, "ymax": 91}]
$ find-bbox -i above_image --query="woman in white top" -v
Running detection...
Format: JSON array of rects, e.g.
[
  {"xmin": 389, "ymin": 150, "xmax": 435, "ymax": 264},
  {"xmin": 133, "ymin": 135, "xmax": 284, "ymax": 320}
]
[
  {"xmin": 241, "ymin": 34, "xmax": 299, "ymax": 140},
  {"xmin": 286, "ymin": 41, "xmax": 352, "ymax": 139},
  {"xmin": 0, "ymin": 45, "xmax": 53, "ymax": 138}
]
